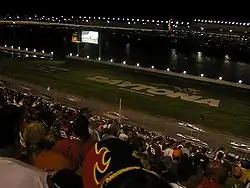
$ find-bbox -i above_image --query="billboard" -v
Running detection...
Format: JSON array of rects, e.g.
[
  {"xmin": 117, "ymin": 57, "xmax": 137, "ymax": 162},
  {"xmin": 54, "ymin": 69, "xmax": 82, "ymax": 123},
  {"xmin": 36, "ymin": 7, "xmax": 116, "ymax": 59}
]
[
  {"xmin": 72, "ymin": 33, "xmax": 79, "ymax": 43},
  {"xmin": 81, "ymin": 31, "xmax": 99, "ymax": 44}
]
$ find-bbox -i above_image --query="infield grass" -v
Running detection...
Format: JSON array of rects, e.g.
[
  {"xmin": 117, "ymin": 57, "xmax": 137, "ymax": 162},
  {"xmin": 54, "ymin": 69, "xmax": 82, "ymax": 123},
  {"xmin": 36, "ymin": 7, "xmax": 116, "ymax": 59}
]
[{"xmin": 1, "ymin": 55, "xmax": 250, "ymax": 137}]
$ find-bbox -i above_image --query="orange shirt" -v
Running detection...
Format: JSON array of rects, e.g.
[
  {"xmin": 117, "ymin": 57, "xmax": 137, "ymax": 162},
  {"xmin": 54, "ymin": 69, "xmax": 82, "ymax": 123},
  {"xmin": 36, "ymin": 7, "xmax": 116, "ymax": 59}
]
[
  {"xmin": 52, "ymin": 138, "xmax": 95, "ymax": 170},
  {"xmin": 33, "ymin": 150, "xmax": 73, "ymax": 172}
]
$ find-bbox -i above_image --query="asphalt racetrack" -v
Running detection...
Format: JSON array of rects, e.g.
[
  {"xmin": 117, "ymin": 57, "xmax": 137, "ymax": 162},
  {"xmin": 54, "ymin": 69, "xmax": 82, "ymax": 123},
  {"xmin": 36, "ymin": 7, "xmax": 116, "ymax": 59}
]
[{"xmin": 1, "ymin": 75, "xmax": 250, "ymax": 154}]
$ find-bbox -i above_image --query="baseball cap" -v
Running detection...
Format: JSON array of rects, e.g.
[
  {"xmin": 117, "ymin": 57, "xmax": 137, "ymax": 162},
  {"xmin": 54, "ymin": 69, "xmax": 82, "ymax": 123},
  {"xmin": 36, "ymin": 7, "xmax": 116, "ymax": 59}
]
[{"xmin": 72, "ymin": 115, "xmax": 90, "ymax": 140}]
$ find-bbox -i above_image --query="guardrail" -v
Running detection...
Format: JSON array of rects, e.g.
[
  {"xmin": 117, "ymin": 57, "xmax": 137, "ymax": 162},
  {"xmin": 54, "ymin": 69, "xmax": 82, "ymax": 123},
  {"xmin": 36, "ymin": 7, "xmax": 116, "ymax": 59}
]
[
  {"xmin": 67, "ymin": 56, "xmax": 250, "ymax": 90},
  {"xmin": 0, "ymin": 46, "xmax": 53, "ymax": 57},
  {"xmin": 1, "ymin": 46, "xmax": 249, "ymax": 89}
]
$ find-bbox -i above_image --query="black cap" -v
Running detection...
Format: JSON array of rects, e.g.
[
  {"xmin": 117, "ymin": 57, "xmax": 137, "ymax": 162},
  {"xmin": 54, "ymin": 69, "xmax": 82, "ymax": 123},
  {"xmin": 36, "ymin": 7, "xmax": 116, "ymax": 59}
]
[{"xmin": 72, "ymin": 115, "xmax": 90, "ymax": 140}]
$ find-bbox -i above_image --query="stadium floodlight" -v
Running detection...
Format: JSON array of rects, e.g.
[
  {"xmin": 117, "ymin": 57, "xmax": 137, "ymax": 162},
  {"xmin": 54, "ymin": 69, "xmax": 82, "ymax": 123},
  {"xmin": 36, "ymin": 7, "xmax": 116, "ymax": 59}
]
[
  {"xmin": 51, "ymin": 52, "xmax": 53, "ymax": 55},
  {"xmin": 34, "ymin": 49, "xmax": 36, "ymax": 52},
  {"xmin": 151, "ymin": 65, "xmax": 154, "ymax": 69},
  {"xmin": 86, "ymin": 56, "xmax": 89, "ymax": 59},
  {"xmin": 219, "ymin": 76, "xmax": 223, "ymax": 80},
  {"xmin": 167, "ymin": 68, "xmax": 170, "ymax": 71},
  {"xmin": 200, "ymin": 73, "xmax": 204, "ymax": 77},
  {"xmin": 98, "ymin": 57, "xmax": 101, "ymax": 60},
  {"xmin": 4, "ymin": 45, "xmax": 7, "ymax": 47},
  {"xmin": 110, "ymin": 59, "xmax": 113, "ymax": 62},
  {"xmin": 18, "ymin": 47, "xmax": 20, "ymax": 50},
  {"xmin": 123, "ymin": 61, "xmax": 126, "ymax": 64},
  {"xmin": 136, "ymin": 63, "xmax": 140, "ymax": 67},
  {"xmin": 11, "ymin": 46, "xmax": 13, "ymax": 49},
  {"xmin": 69, "ymin": 53, "xmax": 72, "ymax": 56},
  {"xmin": 25, "ymin": 48, "xmax": 28, "ymax": 51},
  {"xmin": 183, "ymin": 70, "xmax": 187, "ymax": 74},
  {"xmin": 42, "ymin": 50, "xmax": 45, "ymax": 53},
  {"xmin": 76, "ymin": 54, "xmax": 79, "ymax": 57},
  {"xmin": 238, "ymin": 80, "xmax": 242, "ymax": 84}
]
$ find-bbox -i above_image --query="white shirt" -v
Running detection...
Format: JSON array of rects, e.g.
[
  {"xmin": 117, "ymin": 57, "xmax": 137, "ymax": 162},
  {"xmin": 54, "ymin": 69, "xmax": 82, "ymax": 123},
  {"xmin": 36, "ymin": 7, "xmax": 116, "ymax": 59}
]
[
  {"xmin": 169, "ymin": 183, "xmax": 187, "ymax": 188},
  {"xmin": 245, "ymin": 182, "xmax": 250, "ymax": 188},
  {"xmin": 163, "ymin": 148, "xmax": 174, "ymax": 158},
  {"xmin": 119, "ymin": 133, "xmax": 128, "ymax": 141},
  {"xmin": 0, "ymin": 157, "xmax": 49, "ymax": 188},
  {"xmin": 181, "ymin": 148, "xmax": 190, "ymax": 156}
]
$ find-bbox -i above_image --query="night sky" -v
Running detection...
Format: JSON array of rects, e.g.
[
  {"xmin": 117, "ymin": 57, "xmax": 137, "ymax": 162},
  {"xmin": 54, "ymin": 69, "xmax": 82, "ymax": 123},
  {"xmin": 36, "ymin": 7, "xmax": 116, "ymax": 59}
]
[{"xmin": 0, "ymin": 4, "xmax": 249, "ymax": 21}]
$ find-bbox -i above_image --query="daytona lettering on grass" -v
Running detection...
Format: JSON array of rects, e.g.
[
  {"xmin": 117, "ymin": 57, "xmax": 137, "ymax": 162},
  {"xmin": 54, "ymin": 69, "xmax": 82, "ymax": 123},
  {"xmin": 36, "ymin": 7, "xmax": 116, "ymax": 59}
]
[{"xmin": 86, "ymin": 76, "xmax": 220, "ymax": 107}]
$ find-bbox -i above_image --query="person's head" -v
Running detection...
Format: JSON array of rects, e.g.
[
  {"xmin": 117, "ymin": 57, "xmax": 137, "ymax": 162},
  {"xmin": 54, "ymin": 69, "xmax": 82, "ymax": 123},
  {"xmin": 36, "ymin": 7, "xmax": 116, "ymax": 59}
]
[
  {"xmin": 0, "ymin": 105, "xmax": 21, "ymax": 148},
  {"xmin": 219, "ymin": 147, "xmax": 224, "ymax": 151},
  {"xmin": 23, "ymin": 122, "xmax": 47, "ymax": 145},
  {"xmin": 184, "ymin": 142, "xmax": 191, "ymax": 149},
  {"xmin": 109, "ymin": 123, "xmax": 120, "ymax": 136},
  {"xmin": 103, "ymin": 168, "xmax": 172, "ymax": 188},
  {"xmin": 232, "ymin": 165, "xmax": 243, "ymax": 179},
  {"xmin": 201, "ymin": 147, "xmax": 207, "ymax": 154},
  {"xmin": 72, "ymin": 115, "xmax": 90, "ymax": 141},
  {"xmin": 172, "ymin": 149, "xmax": 183, "ymax": 163},
  {"xmin": 205, "ymin": 160, "xmax": 228, "ymax": 184},
  {"xmin": 23, "ymin": 122, "xmax": 47, "ymax": 155},
  {"xmin": 131, "ymin": 137, "xmax": 146, "ymax": 153},
  {"xmin": 217, "ymin": 152, "xmax": 224, "ymax": 161}
]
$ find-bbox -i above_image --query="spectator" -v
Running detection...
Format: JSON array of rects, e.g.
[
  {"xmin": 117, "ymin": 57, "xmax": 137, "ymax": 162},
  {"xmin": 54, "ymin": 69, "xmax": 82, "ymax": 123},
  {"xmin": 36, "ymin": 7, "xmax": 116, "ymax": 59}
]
[
  {"xmin": 193, "ymin": 147, "xmax": 210, "ymax": 171},
  {"xmin": 82, "ymin": 138, "xmax": 143, "ymax": 188},
  {"xmin": 232, "ymin": 165, "xmax": 250, "ymax": 185},
  {"xmin": 181, "ymin": 142, "xmax": 191, "ymax": 157},
  {"xmin": 0, "ymin": 106, "xmax": 52, "ymax": 188},
  {"xmin": 53, "ymin": 115, "xmax": 95, "ymax": 170},
  {"xmin": 24, "ymin": 122, "xmax": 73, "ymax": 172}
]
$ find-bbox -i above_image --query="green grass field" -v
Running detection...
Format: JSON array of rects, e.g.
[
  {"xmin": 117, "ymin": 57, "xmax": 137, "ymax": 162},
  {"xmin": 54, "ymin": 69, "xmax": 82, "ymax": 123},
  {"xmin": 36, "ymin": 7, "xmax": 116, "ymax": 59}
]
[{"xmin": 1, "ymin": 56, "xmax": 250, "ymax": 137}]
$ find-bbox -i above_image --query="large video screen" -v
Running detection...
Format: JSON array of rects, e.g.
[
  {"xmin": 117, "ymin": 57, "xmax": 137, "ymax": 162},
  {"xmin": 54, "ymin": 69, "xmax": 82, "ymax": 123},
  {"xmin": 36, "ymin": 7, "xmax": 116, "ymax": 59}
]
[{"xmin": 81, "ymin": 31, "xmax": 99, "ymax": 44}]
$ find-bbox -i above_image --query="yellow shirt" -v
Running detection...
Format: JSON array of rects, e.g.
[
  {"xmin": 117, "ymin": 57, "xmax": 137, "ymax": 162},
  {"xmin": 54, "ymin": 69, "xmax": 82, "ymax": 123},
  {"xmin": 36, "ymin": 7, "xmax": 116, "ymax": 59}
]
[{"xmin": 240, "ymin": 168, "xmax": 250, "ymax": 184}]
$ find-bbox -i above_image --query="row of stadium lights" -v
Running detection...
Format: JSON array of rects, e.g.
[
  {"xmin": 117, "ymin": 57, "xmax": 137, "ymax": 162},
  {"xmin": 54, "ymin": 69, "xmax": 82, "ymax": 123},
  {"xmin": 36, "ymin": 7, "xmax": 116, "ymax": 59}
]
[
  {"xmin": 194, "ymin": 19, "xmax": 250, "ymax": 26},
  {"xmin": 3, "ymin": 15, "xmax": 250, "ymax": 27},
  {"xmin": 1, "ymin": 15, "xmax": 179, "ymax": 25},
  {"xmin": 70, "ymin": 53, "xmax": 244, "ymax": 84},
  {"xmin": 0, "ymin": 46, "xmax": 245, "ymax": 84},
  {"xmin": 3, "ymin": 45, "xmax": 53, "ymax": 55}
]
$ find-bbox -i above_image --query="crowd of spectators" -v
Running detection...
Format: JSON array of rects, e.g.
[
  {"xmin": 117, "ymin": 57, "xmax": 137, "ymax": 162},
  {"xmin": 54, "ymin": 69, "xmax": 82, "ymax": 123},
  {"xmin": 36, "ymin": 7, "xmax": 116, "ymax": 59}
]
[{"xmin": 0, "ymin": 86, "xmax": 250, "ymax": 188}]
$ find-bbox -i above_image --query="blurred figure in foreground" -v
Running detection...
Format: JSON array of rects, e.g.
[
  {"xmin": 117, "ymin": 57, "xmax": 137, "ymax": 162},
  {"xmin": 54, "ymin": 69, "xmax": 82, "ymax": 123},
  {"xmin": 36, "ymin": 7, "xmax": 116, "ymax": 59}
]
[
  {"xmin": 0, "ymin": 106, "xmax": 53, "ymax": 188},
  {"xmin": 82, "ymin": 137, "xmax": 171, "ymax": 188}
]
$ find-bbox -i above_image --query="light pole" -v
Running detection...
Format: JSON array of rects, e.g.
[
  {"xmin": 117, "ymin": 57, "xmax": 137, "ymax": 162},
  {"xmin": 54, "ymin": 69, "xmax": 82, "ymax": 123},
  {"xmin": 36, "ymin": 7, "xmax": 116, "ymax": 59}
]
[{"xmin": 118, "ymin": 98, "xmax": 122, "ymax": 123}]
